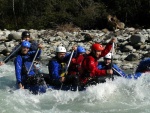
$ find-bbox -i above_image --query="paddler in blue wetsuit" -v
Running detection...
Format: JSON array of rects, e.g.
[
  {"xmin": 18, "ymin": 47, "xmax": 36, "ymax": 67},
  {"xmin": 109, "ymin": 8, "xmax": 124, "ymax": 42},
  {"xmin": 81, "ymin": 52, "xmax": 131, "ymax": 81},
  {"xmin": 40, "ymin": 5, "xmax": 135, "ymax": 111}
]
[
  {"xmin": 98, "ymin": 52, "xmax": 127, "ymax": 77},
  {"xmin": 14, "ymin": 41, "xmax": 44, "ymax": 92},
  {"xmin": 48, "ymin": 46, "xmax": 78, "ymax": 89},
  {"xmin": 0, "ymin": 31, "xmax": 39, "ymax": 65}
]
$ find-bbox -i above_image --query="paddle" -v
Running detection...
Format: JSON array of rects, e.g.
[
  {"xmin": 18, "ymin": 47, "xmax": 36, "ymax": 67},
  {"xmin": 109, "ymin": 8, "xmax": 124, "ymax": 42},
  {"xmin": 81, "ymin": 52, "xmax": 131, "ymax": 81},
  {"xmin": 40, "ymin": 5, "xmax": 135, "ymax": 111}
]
[
  {"xmin": 110, "ymin": 42, "xmax": 115, "ymax": 80},
  {"xmin": 65, "ymin": 50, "xmax": 74, "ymax": 74},
  {"xmin": 60, "ymin": 50, "xmax": 74, "ymax": 89},
  {"xmin": 27, "ymin": 48, "xmax": 40, "ymax": 75},
  {"xmin": 112, "ymin": 67, "xmax": 124, "ymax": 77},
  {"xmin": 3, "ymin": 45, "xmax": 21, "ymax": 63}
]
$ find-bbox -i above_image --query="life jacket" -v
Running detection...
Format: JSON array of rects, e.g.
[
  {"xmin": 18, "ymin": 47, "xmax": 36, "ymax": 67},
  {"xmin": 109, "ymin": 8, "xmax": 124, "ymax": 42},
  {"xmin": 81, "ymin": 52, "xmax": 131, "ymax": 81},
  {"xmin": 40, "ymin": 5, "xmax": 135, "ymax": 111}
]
[
  {"xmin": 68, "ymin": 54, "xmax": 86, "ymax": 76},
  {"xmin": 48, "ymin": 57, "xmax": 67, "ymax": 79}
]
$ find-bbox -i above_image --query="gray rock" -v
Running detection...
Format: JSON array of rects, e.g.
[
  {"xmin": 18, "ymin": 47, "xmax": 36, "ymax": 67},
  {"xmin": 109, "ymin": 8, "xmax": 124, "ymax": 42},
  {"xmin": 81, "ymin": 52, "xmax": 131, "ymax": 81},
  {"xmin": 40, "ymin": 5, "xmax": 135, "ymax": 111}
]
[
  {"xmin": 120, "ymin": 55, "xmax": 127, "ymax": 60},
  {"xmin": 7, "ymin": 32, "xmax": 21, "ymax": 41},
  {"xmin": 122, "ymin": 45, "xmax": 134, "ymax": 52},
  {"xmin": 50, "ymin": 54, "xmax": 56, "ymax": 57},
  {"xmin": 113, "ymin": 54, "xmax": 121, "ymax": 60},
  {"xmin": 125, "ymin": 53, "xmax": 139, "ymax": 61},
  {"xmin": 0, "ymin": 36, "xmax": 7, "ymax": 41},
  {"xmin": 62, "ymin": 41, "xmax": 69, "ymax": 46},
  {"xmin": 142, "ymin": 52, "xmax": 150, "ymax": 58},
  {"xmin": 29, "ymin": 29, "xmax": 37, "ymax": 33},
  {"xmin": 119, "ymin": 41, "xmax": 128, "ymax": 47},
  {"xmin": 147, "ymin": 29, "xmax": 150, "ymax": 34},
  {"xmin": 63, "ymin": 32, "xmax": 74, "ymax": 37},
  {"xmin": 0, "ymin": 48, "xmax": 10, "ymax": 56},
  {"xmin": 49, "ymin": 37, "xmax": 55, "ymax": 42},
  {"xmin": 130, "ymin": 34, "xmax": 146, "ymax": 44},
  {"xmin": 55, "ymin": 36, "xmax": 62, "ymax": 41},
  {"xmin": 0, "ymin": 31, "xmax": 4, "ymax": 35},
  {"xmin": 121, "ymin": 63, "xmax": 134, "ymax": 69},
  {"xmin": 3, "ymin": 30, "xmax": 11, "ymax": 37},
  {"xmin": 0, "ymin": 43, "xmax": 6, "ymax": 49},
  {"xmin": 56, "ymin": 32, "xmax": 65, "ymax": 38},
  {"xmin": 126, "ymin": 27, "xmax": 135, "ymax": 32},
  {"xmin": 17, "ymin": 29, "xmax": 26, "ymax": 32}
]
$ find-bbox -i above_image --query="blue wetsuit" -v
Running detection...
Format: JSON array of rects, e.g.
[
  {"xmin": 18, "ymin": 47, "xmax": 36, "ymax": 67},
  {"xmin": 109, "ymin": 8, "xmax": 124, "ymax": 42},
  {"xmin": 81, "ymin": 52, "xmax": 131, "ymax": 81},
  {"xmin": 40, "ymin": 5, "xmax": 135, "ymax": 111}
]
[
  {"xmin": 14, "ymin": 50, "xmax": 41, "ymax": 86},
  {"xmin": 98, "ymin": 62, "xmax": 127, "ymax": 77},
  {"xmin": 48, "ymin": 53, "xmax": 77, "ymax": 86}
]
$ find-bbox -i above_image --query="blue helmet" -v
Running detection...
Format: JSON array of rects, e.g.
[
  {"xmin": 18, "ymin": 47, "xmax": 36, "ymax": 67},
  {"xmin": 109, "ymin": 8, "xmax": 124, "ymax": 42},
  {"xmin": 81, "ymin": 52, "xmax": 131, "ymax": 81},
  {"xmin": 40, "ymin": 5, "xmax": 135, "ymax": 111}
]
[
  {"xmin": 77, "ymin": 46, "xmax": 86, "ymax": 53},
  {"xmin": 21, "ymin": 41, "xmax": 31, "ymax": 48}
]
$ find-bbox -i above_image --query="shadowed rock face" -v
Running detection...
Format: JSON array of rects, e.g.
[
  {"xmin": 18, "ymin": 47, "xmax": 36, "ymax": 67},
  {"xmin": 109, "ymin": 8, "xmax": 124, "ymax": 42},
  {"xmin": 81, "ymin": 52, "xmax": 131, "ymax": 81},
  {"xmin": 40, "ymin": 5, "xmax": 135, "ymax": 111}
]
[{"xmin": 107, "ymin": 15, "xmax": 125, "ymax": 30}]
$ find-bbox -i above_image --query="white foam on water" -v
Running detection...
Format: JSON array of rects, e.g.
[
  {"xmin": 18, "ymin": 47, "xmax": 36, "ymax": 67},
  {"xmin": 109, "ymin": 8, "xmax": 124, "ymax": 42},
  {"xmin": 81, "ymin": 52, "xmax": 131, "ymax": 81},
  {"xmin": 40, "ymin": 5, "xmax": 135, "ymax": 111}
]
[{"xmin": 0, "ymin": 65, "xmax": 150, "ymax": 113}]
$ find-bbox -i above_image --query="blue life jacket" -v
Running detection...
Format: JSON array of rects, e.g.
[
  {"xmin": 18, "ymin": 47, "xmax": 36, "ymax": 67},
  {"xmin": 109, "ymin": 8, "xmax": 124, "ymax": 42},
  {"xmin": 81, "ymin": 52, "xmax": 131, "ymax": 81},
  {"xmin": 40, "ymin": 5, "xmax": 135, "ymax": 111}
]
[
  {"xmin": 14, "ymin": 50, "xmax": 41, "ymax": 84},
  {"xmin": 48, "ymin": 57, "xmax": 66, "ymax": 81},
  {"xmin": 48, "ymin": 52, "xmax": 75, "ymax": 81},
  {"xmin": 98, "ymin": 62, "xmax": 127, "ymax": 77}
]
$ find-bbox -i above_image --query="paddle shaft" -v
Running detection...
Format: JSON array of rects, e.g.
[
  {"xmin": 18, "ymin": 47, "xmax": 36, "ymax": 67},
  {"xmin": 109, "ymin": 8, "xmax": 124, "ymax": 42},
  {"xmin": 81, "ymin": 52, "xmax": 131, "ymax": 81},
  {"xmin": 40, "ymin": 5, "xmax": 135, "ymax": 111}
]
[
  {"xmin": 111, "ymin": 43, "xmax": 115, "ymax": 80},
  {"xmin": 27, "ymin": 49, "xmax": 40, "ymax": 75},
  {"xmin": 65, "ymin": 50, "xmax": 74, "ymax": 73},
  {"xmin": 3, "ymin": 45, "xmax": 21, "ymax": 63},
  {"xmin": 112, "ymin": 67, "xmax": 124, "ymax": 77}
]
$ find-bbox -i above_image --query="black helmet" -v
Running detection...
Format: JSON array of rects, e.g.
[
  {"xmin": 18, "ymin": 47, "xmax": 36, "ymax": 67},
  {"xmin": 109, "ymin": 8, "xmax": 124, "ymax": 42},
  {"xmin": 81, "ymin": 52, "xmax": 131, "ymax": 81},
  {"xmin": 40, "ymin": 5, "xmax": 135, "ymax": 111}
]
[{"xmin": 21, "ymin": 31, "xmax": 30, "ymax": 39}]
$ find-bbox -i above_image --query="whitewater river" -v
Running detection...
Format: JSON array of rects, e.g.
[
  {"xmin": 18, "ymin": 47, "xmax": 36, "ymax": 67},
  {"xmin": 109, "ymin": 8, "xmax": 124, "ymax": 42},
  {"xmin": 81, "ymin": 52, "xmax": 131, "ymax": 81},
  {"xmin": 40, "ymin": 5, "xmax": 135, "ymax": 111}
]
[{"xmin": 0, "ymin": 63, "xmax": 150, "ymax": 113}]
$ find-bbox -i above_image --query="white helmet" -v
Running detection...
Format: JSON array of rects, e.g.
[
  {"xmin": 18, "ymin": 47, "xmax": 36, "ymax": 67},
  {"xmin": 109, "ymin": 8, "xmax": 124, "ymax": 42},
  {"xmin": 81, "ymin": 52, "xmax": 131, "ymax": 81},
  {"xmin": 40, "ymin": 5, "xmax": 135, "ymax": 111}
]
[
  {"xmin": 56, "ymin": 46, "xmax": 66, "ymax": 52},
  {"xmin": 104, "ymin": 52, "xmax": 112, "ymax": 59}
]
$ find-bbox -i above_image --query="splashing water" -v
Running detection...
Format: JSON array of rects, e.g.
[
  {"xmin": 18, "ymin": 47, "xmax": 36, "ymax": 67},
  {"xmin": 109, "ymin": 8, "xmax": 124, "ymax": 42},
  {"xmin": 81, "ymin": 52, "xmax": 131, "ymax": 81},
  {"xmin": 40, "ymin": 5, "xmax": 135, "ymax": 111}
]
[{"xmin": 0, "ymin": 64, "xmax": 150, "ymax": 113}]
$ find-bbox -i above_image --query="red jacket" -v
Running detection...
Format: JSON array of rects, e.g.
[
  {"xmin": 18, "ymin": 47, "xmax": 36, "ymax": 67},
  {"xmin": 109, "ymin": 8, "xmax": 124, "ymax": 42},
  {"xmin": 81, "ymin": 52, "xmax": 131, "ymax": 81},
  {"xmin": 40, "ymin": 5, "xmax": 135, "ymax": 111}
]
[
  {"xmin": 81, "ymin": 43, "xmax": 112, "ymax": 79},
  {"xmin": 68, "ymin": 54, "xmax": 85, "ymax": 75}
]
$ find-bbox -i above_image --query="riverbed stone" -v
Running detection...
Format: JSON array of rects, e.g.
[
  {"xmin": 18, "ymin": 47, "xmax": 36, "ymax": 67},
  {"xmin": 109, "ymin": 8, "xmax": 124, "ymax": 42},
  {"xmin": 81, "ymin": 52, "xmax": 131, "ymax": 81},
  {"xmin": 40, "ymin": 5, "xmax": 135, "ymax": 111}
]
[
  {"xmin": 125, "ymin": 53, "xmax": 139, "ymax": 61},
  {"xmin": 130, "ymin": 34, "xmax": 146, "ymax": 44}
]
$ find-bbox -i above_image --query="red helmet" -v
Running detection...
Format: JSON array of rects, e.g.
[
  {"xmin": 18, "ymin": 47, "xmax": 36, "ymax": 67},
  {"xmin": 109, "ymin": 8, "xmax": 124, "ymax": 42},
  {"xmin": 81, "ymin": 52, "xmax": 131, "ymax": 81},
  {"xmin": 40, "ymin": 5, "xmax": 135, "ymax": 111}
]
[{"xmin": 91, "ymin": 43, "xmax": 104, "ymax": 51}]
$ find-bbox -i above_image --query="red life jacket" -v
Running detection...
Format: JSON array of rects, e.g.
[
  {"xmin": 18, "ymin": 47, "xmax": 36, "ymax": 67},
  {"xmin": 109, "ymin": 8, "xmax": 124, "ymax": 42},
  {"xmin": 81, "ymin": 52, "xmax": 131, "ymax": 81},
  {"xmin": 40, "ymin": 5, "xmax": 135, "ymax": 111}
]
[
  {"xmin": 68, "ymin": 54, "xmax": 86, "ymax": 76},
  {"xmin": 80, "ymin": 43, "xmax": 112, "ymax": 84}
]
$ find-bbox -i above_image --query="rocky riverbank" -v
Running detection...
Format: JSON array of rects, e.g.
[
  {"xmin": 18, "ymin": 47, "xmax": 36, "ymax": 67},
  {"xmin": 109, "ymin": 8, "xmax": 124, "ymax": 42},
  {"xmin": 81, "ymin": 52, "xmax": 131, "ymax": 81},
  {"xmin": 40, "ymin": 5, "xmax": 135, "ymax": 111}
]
[{"xmin": 0, "ymin": 28, "xmax": 149, "ymax": 70}]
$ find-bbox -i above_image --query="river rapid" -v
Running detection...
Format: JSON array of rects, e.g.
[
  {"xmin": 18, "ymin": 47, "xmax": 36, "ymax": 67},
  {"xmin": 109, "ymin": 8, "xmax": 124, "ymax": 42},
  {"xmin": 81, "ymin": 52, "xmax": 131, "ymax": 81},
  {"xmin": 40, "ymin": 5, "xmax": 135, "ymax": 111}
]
[{"xmin": 0, "ymin": 63, "xmax": 150, "ymax": 113}]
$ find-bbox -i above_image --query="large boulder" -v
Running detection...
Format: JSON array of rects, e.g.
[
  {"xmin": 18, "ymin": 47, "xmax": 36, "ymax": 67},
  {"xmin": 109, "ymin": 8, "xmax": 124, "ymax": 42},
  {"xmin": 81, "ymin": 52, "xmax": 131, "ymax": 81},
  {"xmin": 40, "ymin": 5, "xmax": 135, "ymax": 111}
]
[
  {"xmin": 130, "ymin": 34, "xmax": 146, "ymax": 44},
  {"xmin": 125, "ymin": 53, "xmax": 139, "ymax": 61},
  {"xmin": 7, "ymin": 32, "xmax": 21, "ymax": 41}
]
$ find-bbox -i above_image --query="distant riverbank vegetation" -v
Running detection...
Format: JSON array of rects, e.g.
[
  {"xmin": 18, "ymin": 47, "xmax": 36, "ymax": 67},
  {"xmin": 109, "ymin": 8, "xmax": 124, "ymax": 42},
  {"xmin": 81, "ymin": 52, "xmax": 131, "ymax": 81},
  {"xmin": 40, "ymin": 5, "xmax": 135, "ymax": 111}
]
[{"xmin": 0, "ymin": 0, "xmax": 150, "ymax": 30}]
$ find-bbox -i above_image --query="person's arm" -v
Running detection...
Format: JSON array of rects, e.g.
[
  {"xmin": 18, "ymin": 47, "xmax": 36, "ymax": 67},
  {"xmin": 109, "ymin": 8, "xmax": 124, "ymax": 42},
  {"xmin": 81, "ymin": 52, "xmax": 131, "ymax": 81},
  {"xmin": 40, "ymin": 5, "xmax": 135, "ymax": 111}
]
[
  {"xmin": 30, "ymin": 41, "xmax": 39, "ymax": 51},
  {"xmin": 14, "ymin": 56, "xmax": 24, "ymax": 89},
  {"xmin": 27, "ymin": 49, "xmax": 42, "ymax": 59},
  {"xmin": 100, "ymin": 38, "xmax": 116, "ymax": 57},
  {"xmin": 100, "ymin": 43, "xmax": 112, "ymax": 57},
  {"xmin": 86, "ymin": 57, "xmax": 107, "ymax": 77}
]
